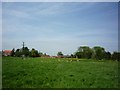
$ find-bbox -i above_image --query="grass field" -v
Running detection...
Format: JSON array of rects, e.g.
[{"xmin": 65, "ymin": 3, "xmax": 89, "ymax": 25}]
[{"xmin": 2, "ymin": 57, "xmax": 119, "ymax": 88}]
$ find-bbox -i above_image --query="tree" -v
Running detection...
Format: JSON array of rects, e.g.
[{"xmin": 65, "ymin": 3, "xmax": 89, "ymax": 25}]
[
  {"xmin": 75, "ymin": 52, "xmax": 83, "ymax": 58},
  {"xmin": 22, "ymin": 47, "xmax": 29, "ymax": 57},
  {"xmin": 30, "ymin": 48, "xmax": 35, "ymax": 57},
  {"xmin": 57, "ymin": 52, "xmax": 63, "ymax": 56},
  {"xmin": 15, "ymin": 49, "xmax": 21, "ymax": 57},
  {"xmin": 34, "ymin": 50, "xmax": 39, "ymax": 57},
  {"xmin": 77, "ymin": 46, "xmax": 93, "ymax": 59},
  {"xmin": 30, "ymin": 48, "xmax": 39, "ymax": 57},
  {"xmin": 11, "ymin": 48, "xmax": 15, "ymax": 56},
  {"xmin": 104, "ymin": 52, "xmax": 111, "ymax": 60},
  {"xmin": 70, "ymin": 54, "xmax": 75, "ymax": 58},
  {"xmin": 112, "ymin": 52, "xmax": 120, "ymax": 61},
  {"xmin": 92, "ymin": 46, "xmax": 105, "ymax": 60},
  {"xmin": 39, "ymin": 52, "xmax": 43, "ymax": 57},
  {"xmin": 20, "ymin": 42, "xmax": 30, "ymax": 57}
]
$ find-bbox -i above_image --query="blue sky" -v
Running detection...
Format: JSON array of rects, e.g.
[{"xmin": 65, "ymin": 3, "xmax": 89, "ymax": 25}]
[{"xmin": 2, "ymin": 2, "xmax": 118, "ymax": 55}]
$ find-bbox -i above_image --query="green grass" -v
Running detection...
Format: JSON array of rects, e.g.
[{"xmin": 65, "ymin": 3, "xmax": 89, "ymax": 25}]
[{"xmin": 2, "ymin": 57, "xmax": 119, "ymax": 88}]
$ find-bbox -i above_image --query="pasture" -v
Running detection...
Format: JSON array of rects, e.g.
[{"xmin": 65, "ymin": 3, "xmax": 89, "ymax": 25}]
[{"xmin": 2, "ymin": 57, "xmax": 119, "ymax": 88}]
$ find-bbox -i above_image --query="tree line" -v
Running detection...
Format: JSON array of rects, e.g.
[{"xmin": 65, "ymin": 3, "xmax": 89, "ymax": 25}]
[
  {"xmin": 57, "ymin": 46, "xmax": 120, "ymax": 61},
  {"xmin": 10, "ymin": 47, "xmax": 42, "ymax": 57},
  {"xmin": 74, "ymin": 46, "xmax": 120, "ymax": 61},
  {"xmin": 3, "ymin": 45, "xmax": 120, "ymax": 61}
]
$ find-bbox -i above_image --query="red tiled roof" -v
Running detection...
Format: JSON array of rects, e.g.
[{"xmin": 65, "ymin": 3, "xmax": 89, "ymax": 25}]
[{"xmin": 4, "ymin": 50, "xmax": 12, "ymax": 53}]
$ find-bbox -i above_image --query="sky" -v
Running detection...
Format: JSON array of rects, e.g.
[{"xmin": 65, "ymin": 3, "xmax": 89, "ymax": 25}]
[{"xmin": 2, "ymin": 2, "xmax": 118, "ymax": 56}]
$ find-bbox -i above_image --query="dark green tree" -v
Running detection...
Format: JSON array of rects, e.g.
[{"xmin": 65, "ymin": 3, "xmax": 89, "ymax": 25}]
[
  {"xmin": 104, "ymin": 52, "xmax": 111, "ymax": 60},
  {"xmin": 70, "ymin": 54, "xmax": 74, "ymax": 58},
  {"xmin": 30, "ymin": 48, "xmax": 35, "ymax": 57},
  {"xmin": 34, "ymin": 50, "xmax": 39, "ymax": 57},
  {"xmin": 15, "ymin": 49, "xmax": 21, "ymax": 57},
  {"xmin": 30, "ymin": 48, "xmax": 39, "ymax": 57},
  {"xmin": 75, "ymin": 52, "xmax": 83, "ymax": 58},
  {"xmin": 57, "ymin": 52, "xmax": 63, "ymax": 56},
  {"xmin": 92, "ymin": 46, "xmax": 105, "ymax": 60},
  {"xmin": 77, "ymin": 46, "xmax": 93, "ymax": 59},
  {"xmin": 11, "ymin": 48, "xmax": 15, "ymax": 56},
  {"xmin": 112, "ymin": 52, "xmax": 120, "ymax": 61},
  {"xmin": 22, "ymin": 47, "xmax": 29, "ymax": 57}
]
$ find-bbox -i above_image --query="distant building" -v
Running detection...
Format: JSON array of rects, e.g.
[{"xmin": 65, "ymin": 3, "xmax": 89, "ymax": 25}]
[
  {"xmin": 57, "ymin": 55, "xmax": 64, "ymax": 58},
  {"xmin": 41, "ymin": 55, "xmax": 50, "ymax": 58},
  {"xmin": 51, "ymin": 56, "xmax": 64, "ymax": 58},
  {"xmin": 51, "ymin": 56, "xmax": 58, "ymax": 58},
  {"xmin": 3, "ymin": 50, "xmax": 12, "ymax": 56}
]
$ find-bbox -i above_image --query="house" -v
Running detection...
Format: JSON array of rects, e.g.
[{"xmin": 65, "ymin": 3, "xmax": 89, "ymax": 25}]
[
  {"xmin": 41, "ymin": 55, "xmax": 50, "ymax": 58},
  {"xmin": 51, "ymin": 56, "xmax": 58, "ymax": 58},
  {"xmin": 3, "ymin": 50, "xmax": 12, "ymax": 56},
  {"xmin": 51, "ymin": 55, "xmax": 64, "ymax": 58}
]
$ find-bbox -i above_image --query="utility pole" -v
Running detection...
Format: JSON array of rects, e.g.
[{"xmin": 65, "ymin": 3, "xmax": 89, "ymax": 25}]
[
  {"xmin": 22, "ymin": 42, "xmax": 25, "ymax": 50},
  {"xmin": 22, "ymin": 42, "xmax": 25, "ymax": 59}
]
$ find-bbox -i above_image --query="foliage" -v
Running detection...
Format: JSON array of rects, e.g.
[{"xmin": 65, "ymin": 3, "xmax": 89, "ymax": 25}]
[
  {"xmin": 112, "ymin": 52, "xmax": 120, "ymax": 61},
  {"xmin": 77, "ymin": 46, "xmax": 93, "ymax": 59},
  {"xmin": 104, "ymin": 52, "xmax": 111, "ymax": 60},
  {"xmin": 9, "ymin": 45, "xmax": 119, "ymax": 61},
  {"xmin": 75, "ymin": 52, "xmax": 83, "ymax": 58},
  {"xmin": 75, "ymin": 46, "xmax": 105, "ymax": 60},
  {"xmin": 30, "ymin": 48, "xmax": 39, "ymax": 57},
  {"xmin": 57, "ymin": 52, "xmax": 63, "ymax": 56},
  {"xmin": 15, "ymin": 49, "xmax": 22, "ymax": 57},
  {"xmin": 92, "ymin": 46, "xmax": 105, "ymax": 60},
  {"xmin": 39, "ymin": 52, "xmax": 43, "ymax": 57},
  {"xmin": 74, "ymin": 46, "xmax": 119, "ymax": 61},
  {"xmin": 13, "ymin": 47, "xmax": 40, "ymax": 57},
  {"xmin": 22, "ymin": 47, "xmax": 29, "ymax": 57},
  {"xmin": 11, "ymin": 48, "xmax": 15, "ymax": 56},
  {"xmin": 70, "ymin": 54, "xmax": 76, "ymax": 58}
]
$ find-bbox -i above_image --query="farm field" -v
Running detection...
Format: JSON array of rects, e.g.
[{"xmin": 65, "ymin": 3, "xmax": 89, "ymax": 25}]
[{"xmin": 2, "ymin": 57, "xmax": 119, "ymax": 88}]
